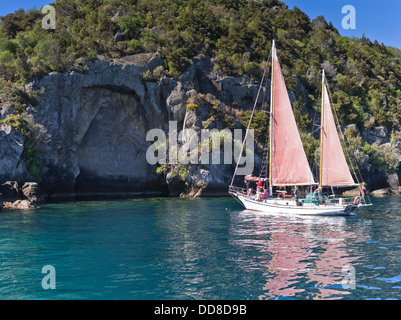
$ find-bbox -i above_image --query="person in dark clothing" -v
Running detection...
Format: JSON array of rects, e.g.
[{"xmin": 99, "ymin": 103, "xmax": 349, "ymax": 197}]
[
  {"xmin": 244, "ymin": 173, "xmax": 259, "ymax": 196},
  {"xmin": 314, "ymin": 187, "xmax": 324, "ymax": 205},
  {"xmin": 245, "ymin": 179, "xmax": 251, "ymax": 195},
  {"xmin": 294, "ymin": 186, "xmax": 300, "ymax": 206}
]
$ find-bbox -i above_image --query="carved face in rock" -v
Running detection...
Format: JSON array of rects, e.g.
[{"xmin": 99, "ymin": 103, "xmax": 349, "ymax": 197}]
[{"xmin": 76, "ymin": 88, "xmax": 150, "ymax": 180}]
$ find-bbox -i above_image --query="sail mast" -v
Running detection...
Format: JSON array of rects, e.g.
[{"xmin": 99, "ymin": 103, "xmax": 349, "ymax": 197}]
[
  {"xmin": 319, "ymin": 69, "xmax": 325, "ymax": 187},
  {"xmin": 269, "ymin": 40, "xmax": 275, "ymax": 188}
]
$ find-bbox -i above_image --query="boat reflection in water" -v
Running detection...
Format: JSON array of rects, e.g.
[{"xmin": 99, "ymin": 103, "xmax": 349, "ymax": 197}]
[{"xmin": 229, "ymin": 209, "xmax": 370, "ymax": 300}]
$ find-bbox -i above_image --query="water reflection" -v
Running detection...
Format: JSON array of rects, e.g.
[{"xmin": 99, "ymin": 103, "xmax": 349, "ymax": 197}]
[
  {"xmin": 229, "ymin": 211, "xmax": 370, "ymax": 300},
  {"xmin": 152, "ymin": 198, "xmax": 210, "ymax": 299}
]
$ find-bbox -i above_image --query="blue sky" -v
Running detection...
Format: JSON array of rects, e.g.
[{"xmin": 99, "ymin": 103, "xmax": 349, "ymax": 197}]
[
  {"xmin": 284, "ymin": 0, "xmax": 401, "ymax": 49},
  {"xmin": 1, "ymin": 0, "xmax": 401, "ymax": 49},
  {"xmin": 0, "ymin": 1, "xmax": 53, "ymax": 16}
]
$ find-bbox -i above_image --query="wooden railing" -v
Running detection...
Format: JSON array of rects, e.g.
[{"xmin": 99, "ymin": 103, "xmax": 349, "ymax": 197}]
[{"xmin": 228, "ymin": 185, "xmax": 247, "ymax": 195}]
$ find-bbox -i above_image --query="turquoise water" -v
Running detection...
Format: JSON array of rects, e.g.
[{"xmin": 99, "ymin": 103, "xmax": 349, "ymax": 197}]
[{"xmin": 1, "ymin": 196, "xmax": 401, "ymax": 300}]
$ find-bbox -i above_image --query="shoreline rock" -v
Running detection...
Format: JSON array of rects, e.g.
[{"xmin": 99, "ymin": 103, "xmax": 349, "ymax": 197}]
[
  {"xmin": 22, "ymin": 182, "xmax": 42, "ymax": 204},
  {"xmin": 3, "ymin": 200, "xmax": 35, "ymax": 210},
  {"xmin": 1, "ymin": 181, "xmax": 43, "ymax": 210},
  {"xmin": 370, "ymin": 188, "xmax": 389, "ymax": 197}
]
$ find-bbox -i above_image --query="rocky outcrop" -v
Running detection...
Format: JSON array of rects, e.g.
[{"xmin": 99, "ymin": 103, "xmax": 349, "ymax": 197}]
[
  {"xmin": 0, "ymin": 181, "xmax": 41, "ymax": 209},
  {"xmin": 362, "ymin": 126, "xmax": 389, "ymax": 145},
  {"xmin": 386, "ymin": 172, "xmax": 401, "ymax": 194},
  {"xmin": 341, "ymin": 187, "xmax": 361, "ymax": 197},
  {"xmin": 0, "ymin": 181, "xmax": 44, "ymax": 209},
  {"xmin": 22, "ymin": 182, "xmax": 42, "ymax": 204},
  {"xmin": 370, "ymin": 188, "xmax": 390, "ymax": 197},
  {"xmin": 3, "ymin": 200, "xmax": 34, "ymax": 210},
  {"xmin": 0, "ymin": 124, "xmax": 32, "ymax": 183}
]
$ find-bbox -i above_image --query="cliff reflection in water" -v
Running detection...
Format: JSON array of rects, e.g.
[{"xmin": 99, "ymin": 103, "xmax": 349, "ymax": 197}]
[{"xmin": 229, "ymin": 211, "xmax": 370, "ymax": 300}]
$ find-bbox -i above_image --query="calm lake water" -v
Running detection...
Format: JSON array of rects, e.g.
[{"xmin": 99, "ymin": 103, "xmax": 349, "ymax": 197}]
[{"xmin": 0, "ymin": 196, "xmax": 401, "ymax": 300}]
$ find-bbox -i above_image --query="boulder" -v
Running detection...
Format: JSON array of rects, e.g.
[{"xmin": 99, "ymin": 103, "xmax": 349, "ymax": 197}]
[
  {"xmin": 386, "ymin": 172, "xmax": 400, "ymax": 194},
  {"xmin": 113, "ymin": 31, "xmax": 129, "ymax": 42},
  {"xmin": 362, "ymin": 126, "xmax": 389, "ymax": 145},
  {"xmin": 180, "ymin": 168, "xmax": 210, "ymax": 198},
  {"xmin": 165, "ymin": 171, "xmax": 187, "ymax": 197},
  {"xmin": 342, "ymin": 188, "xmax": 361, "ymax": 197},
  {"xmin": 370, "ymin": 188, "xmax": 389, "ymax": 197},
  {"xmin": 11, "ymin": 200, "xmax": 34, "ymax": 209},
  {"xmin": 217, "ymin": 76, "xmax": 261, "ymax": 110},
  {"xmin": 3, "ymin": 199, "xmax": 34, "ymax": 209},
  {"xmin": 22, "ymin": 182, "xmax": 42, "ymax": 204}
]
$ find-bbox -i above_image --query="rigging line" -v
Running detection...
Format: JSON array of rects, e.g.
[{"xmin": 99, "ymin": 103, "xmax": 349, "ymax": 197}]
[
  {"xmin": 308, "ymin": 71, "xmax": 323, "ymax": 183},
  {"xmin": 256, "ymin": 55, "xmax": 273, "ymax": 144},
  {"xmin": 253, "ymin": 54, "xmax": 272, "ymax": 180},
  {"xmin": 230, "ymin": 46, "xmax": 272, "ymax": 186},
  {"xmin": 259, "ymin": 57, "xmax": 272, "ymax": 112},
  {"xmin": 257, "ymin": 55, "xmax": 273, "ymax": 179}
]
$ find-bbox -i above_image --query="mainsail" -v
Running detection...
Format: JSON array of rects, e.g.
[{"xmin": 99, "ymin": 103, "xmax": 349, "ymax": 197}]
[
  {"xmin": 270, "ymin": 43, "xmax": 316, "ymax": 186},
  {"xmin": 320, "ymin": 73, "xmax": 357, "ymax": 186}
]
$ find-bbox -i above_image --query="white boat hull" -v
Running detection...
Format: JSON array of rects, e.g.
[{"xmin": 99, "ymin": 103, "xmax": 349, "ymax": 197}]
[{"xmin": 235, "ymin": 195, "xmax": 362, "ymax": 216}]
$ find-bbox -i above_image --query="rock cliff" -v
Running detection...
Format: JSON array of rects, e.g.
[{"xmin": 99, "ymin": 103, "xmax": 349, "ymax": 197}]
[
  {"xmin": 1, "ymin": 53, "xmax": 400, "ymax": 199},
  {"xmin": 0, "ymin": 54, "xmax": 261, "ymax": 199}
]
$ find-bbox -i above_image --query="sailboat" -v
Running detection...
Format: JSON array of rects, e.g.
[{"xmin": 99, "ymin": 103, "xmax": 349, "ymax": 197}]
[{"xmin": 229, "ymin": 40, "xmax": 372, "ymax": 216}]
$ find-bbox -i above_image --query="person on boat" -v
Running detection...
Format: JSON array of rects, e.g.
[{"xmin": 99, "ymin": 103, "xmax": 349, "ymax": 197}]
[
  {"xmin": 261, "ymin": 189, "xmax": 269, "ymax": 200},
  {"xmin": 294, "ymin": 186, "xmax": 300, "ymax": 206},
  {"xmin": 245, "ymin": 179, "xmax": 251, "ymax": 196},
  {"xmin": 245, "ymin": 173, "xmax": 261, "ymax": 183},
  {"xmin": 360, "ymin": 185, "xmax": 367, "ymax": 200},
  {"xmin": 244, "ymin": 174, "xmax": 260, "ymax": 196},
  {"xmin": 256, "ymin": 179, "xmax": 263, "ymax": 194},
  {"xmin": 314, "ymin": 187, "xmax": 324, "ymax": 205}
]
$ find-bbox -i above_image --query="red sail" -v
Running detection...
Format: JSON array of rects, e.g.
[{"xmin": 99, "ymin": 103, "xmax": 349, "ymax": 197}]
[
  {"xmin": 271, "ymin": 49, "xmax": 316, "ymax": 186},
  {"xmin": 321, "ymin": 84, "xmax": 356, "ymax": 186}
]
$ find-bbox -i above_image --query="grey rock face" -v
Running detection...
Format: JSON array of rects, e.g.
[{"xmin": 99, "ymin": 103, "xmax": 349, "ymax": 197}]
[
  {"xmin": 0, "ymin": 180, "xmax": 21, "ymax": 202},
  {"xmin": 30, "ymin": 55, "xmax": 171, "ymax": 198},
  {"xmin": 0, "ymin": 125, "xmax": 32, "ymax": 183},
  {"xmin": 0, "ymin": 54, "xmax": 271, "ymax": 199},
  {"xmin": 362, "ymin": 126, "xmax": 389, "ymax": 145},
  {"xmin": 22, "ymin": 182, "xmax": 42, "ymax": 204},
  {"xmin": 386, "ymin": 172, "xmax": 400, "ymax": 194}
]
